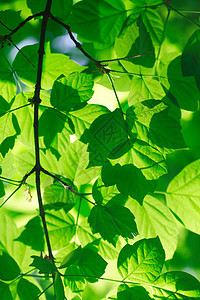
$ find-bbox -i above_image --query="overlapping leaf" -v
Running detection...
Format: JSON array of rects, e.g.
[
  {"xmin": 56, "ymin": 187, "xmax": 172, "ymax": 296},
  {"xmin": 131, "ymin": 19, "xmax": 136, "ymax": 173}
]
[
  {"xmin": 68, "ymin": 0, "xmax": 127, "ymax": 48},
  {"xmin": 126, "ymin": 194, "xmax": 179, "ymax": 259},
  {"xmin": 126, "ymin": 100, "xmax": 186, "ymax": 153},
  {"xmin": 50, "ymin": 72, "xmax": 94, "ymax": 112},
  {"xmin": 160, "ymin": 56, "xmax": 200, "ymax": 111},
  {"xmin": 146, "ymin": 271, "xmax": 200, "ymax": 299},
  {"xmin": 115, "ymin": 19, "xmax": 155, "ymax": 74},
  {"xmin": 12, "ymin": 43, "xmax": 86, "ymax": 89},
  {"xmin": 81, "ymin": 108, "xmax": 129, "ymax": 167},
  {"xmin": 60, "ymin": 139, "xmax": 101, "ymax": 185},
  {"xmin": 27, "ymin": 0, "xmax": 73, "ymax": 19},
  {"xmin": 69, "ymin": 104, "xmax": 109, "ymax": 138},
  {"xmin": 43, "ymin": 181, "xmax": 77, "ymax": 211},
  {"xmin": 88, "ymin": 204, "xmax": 138, "ymax": 246}
]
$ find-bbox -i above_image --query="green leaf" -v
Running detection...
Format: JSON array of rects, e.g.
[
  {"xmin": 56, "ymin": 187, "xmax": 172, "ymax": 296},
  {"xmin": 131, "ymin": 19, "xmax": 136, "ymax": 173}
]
[
  {"xmin": 141, "ymin": 8, "xmax": 164, "ymax": 46},
  {"xmin": 0, "ymin": 180, "xmax": 5, "ymax": 198},
  {"xmin": 115, "ymin": 19, "xmax": 155, "ymax": 74},
  {"xmin": 160, "ymin": 56, "xmax": 200, "ymax": 111},
  {"xmin": 68, "ymin": 0, "xmax": 127, "ymax": 48},
  {"xmin": 0, "ymin": 50, "xmax": 16, "ymax": 102},
  {"xmin": 0, "ymin": 252, "xmax": 20, "ymax": 281},
  {"xmin": 102, "ymin": 161, "xmax": 156, "ymax": 204},
  {"xmin": 117, "ymin": 284, "xmax": 151, "ymax": 300},
  {"xmin": 27, "ymin": 0, "xmax": 72, "ymax": 19},
  {"xmin": 81, "ymin": 109, "xmax": 129, "ymax": 167},
  {"xmin": 17, "ymin": 278, "xmax": 40, "ymax": 300},
  {"xmin": 78, "ymin": 220, "xmax": 121, "ymax": 260},
  {"xmin": 146, "ymin": 271, "xmax": 200, "ymax": 299},
  {"xmin": 181, "ymin": 29, "xmax": 200, "ymax": 90},
  {"xmin": 88, "ymin": 204, "xmax": 138, "ymax": 246},
  {"xmin": 78, "ymin": 247, "xmax": 107, "ymax": 282},
  {"xmin": 131, "ymin": 0, "xmax": 162, "ymax": 5},
  {"xmin": 127, "ymin": 100, "xmax": 186, "ymax": 153},
  {"xmin": 69, "ymin": 104, "xmax": 110, "ymax": 138},
  {"xmin": 126, "ymin": 194, "xmax": 179, "ymax": 260},
  {"xmin": 117, "ymin": 237, "xmax": 165, "ymax": 283},
  {"xmin": 64, "ymin": 265, "xmax": 85, "ymax": 295},
  {"xmin": 167, "ymin": 159, "xmax": 200, "ymax": 235},
  {"xmin": 12, "ymin": 43, "xmax": 86, "ymax": 89},
  {"xmin": 0, "ymin": 281, "xmax": 13, "ymax": 300},
  {"xmin": 50, "ymin": 72, "xmax": 94, "ymax": 112},
  {"xmin": 0, "ymin": 10, "xmax": 22, "ymax": 35},
  {"xmin": 43, "ymin": 181, "xmax": 77, "ymax": 212},
  {"xmin": 30, "ymin": 256, "xmax": 55, "ymax": 274},
  {"xmin": 60, "ymin": 246, "xmax": 82, "ymax": 269},
  {"xmin": 60, "ymin": 139, "xmax": 101, "ymax": 185},
  {"xmin": 39, "ymin": 108, "xmax": 71, "ymax": 149},
  {"xmin": 113, "ymin": 139, "xmax": 167, "ymax": 180},
  {"xmin": 15, "ymin": 216, "xmax": 45, "ymax": 251},
  {"xmin": 0, "ymin": 214, "xmax": 35, "ymax": 272},
  {"xmin": 45, "ymin": 209, "xmax": 75, "ymax": 250},
  {"xmin": 55, "ymin": 271, "xmax": 65, "ymax": 300},
  {"xmin": 0, "ymin": 96, "xmax": 10, "ymax": 117}
]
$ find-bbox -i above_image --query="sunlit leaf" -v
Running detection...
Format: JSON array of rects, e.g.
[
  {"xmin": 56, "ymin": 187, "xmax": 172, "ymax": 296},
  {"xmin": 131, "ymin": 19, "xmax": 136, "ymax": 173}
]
[
  {"xmin": 117, "ymin": 237, "xmax": 165, "ymax": 283},
  {"xmin": 50, "ymin": 72, "xmax": 94, "ymax": 112},
  {"xmin": 60, "ymin": 139, "xmax": 101, "ymax": 185},
  {"xmin": 12, "ymin": 43, "xmax": 86, "ymax": 89},
  {"xmin": 146, "ymin": 271, "xmax": 200, "ymax": 299},
  {"xmin": 126, "ymin": 194, "xmax": 179, "ymax": 259},
  {"xmin": 167, "ymin": 159, "xmax": 200, "ymax": 234}
]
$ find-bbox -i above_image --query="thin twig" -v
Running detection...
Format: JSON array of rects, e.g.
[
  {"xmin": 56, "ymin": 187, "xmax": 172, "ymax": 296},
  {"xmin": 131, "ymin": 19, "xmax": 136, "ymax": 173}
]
[
  {"xmin": 106, "ymin": 71, "xmax": 124, "ymax": 116},
  {"xmin": 168, "ymin": 5, "xmax": 200, "ymax": 27},
  {"xmin": 49, "ymin": 13, "xmax": 99, "ymax": 65},
  {"xmin": 0, "ymin": 167, "xmax": 35, "ymax": 208},
  {"xmin": 7, "ymin": 103, "xmax": 31, "ymax": 114},
  {"xmin": 1, "ymin": 12, "xmax": 44, "ymax": 38},
  {"xmin": 0, "ymin": 176, "xmax": 21, "ymax": 183},
  {"xmin": 98, "ymin": 50, "xmax": 152, "ymax": 64},
  {"xmin": 0, "ymin": 185, "xmax": 21, "ymax": 208},
  {"xmin": 34, "ymin": 282, "xmax": 54, "ymax": 300},
  {"xmin": 40, "ymin": 167, "xmax": 95, "ymax": 205}
]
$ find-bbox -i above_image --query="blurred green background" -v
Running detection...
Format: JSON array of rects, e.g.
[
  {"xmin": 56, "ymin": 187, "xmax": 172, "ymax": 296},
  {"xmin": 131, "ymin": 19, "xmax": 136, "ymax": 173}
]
[{"xmin": 1, "ymin": 0, "xmax": 200, "ymax": 299}]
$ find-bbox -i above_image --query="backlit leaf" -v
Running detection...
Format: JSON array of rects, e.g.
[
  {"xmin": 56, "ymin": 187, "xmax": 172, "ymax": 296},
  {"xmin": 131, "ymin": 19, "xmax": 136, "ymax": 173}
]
[
  {"xmin": 117, "ymin": 237, "xmax": 165, "ymax": 283},
  {"xmin": 68, "ymin": 0, "xmax": 127, "ymax": 48},
  {"xmin": 167, "ymin": 159, "xmax": 200, "ymax": 234},
  {"xmin": 88, "ymin": 204, "xmax": 138, "ymax": 246},
  {"xmin": 50, "ymin": 72, "xmax": 94, "ymax": 112}
]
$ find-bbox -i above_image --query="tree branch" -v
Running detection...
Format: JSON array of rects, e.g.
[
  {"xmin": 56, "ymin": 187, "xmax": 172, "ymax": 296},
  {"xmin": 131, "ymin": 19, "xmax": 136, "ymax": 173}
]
[{"xmin": 32, "ymin": 0, "xmax": 54, "ymax": 264}]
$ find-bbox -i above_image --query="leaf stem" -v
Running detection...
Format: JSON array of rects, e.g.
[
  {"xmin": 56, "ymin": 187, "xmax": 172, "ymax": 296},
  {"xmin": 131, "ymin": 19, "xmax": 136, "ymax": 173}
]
[
  {"xmin": 168, "ymin": 5, "xmax": 200, "ymax": 27},
  {"xmin": 49, "ymin": 13, "xmax": 99, "ymax": 65},
  {"xmin": 35, "ymin": 282, "xmax": 54, "ymax": 300},
  {"xmin": 0, "ymin": 168, "xmax": 35, "ymax": 208}
]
